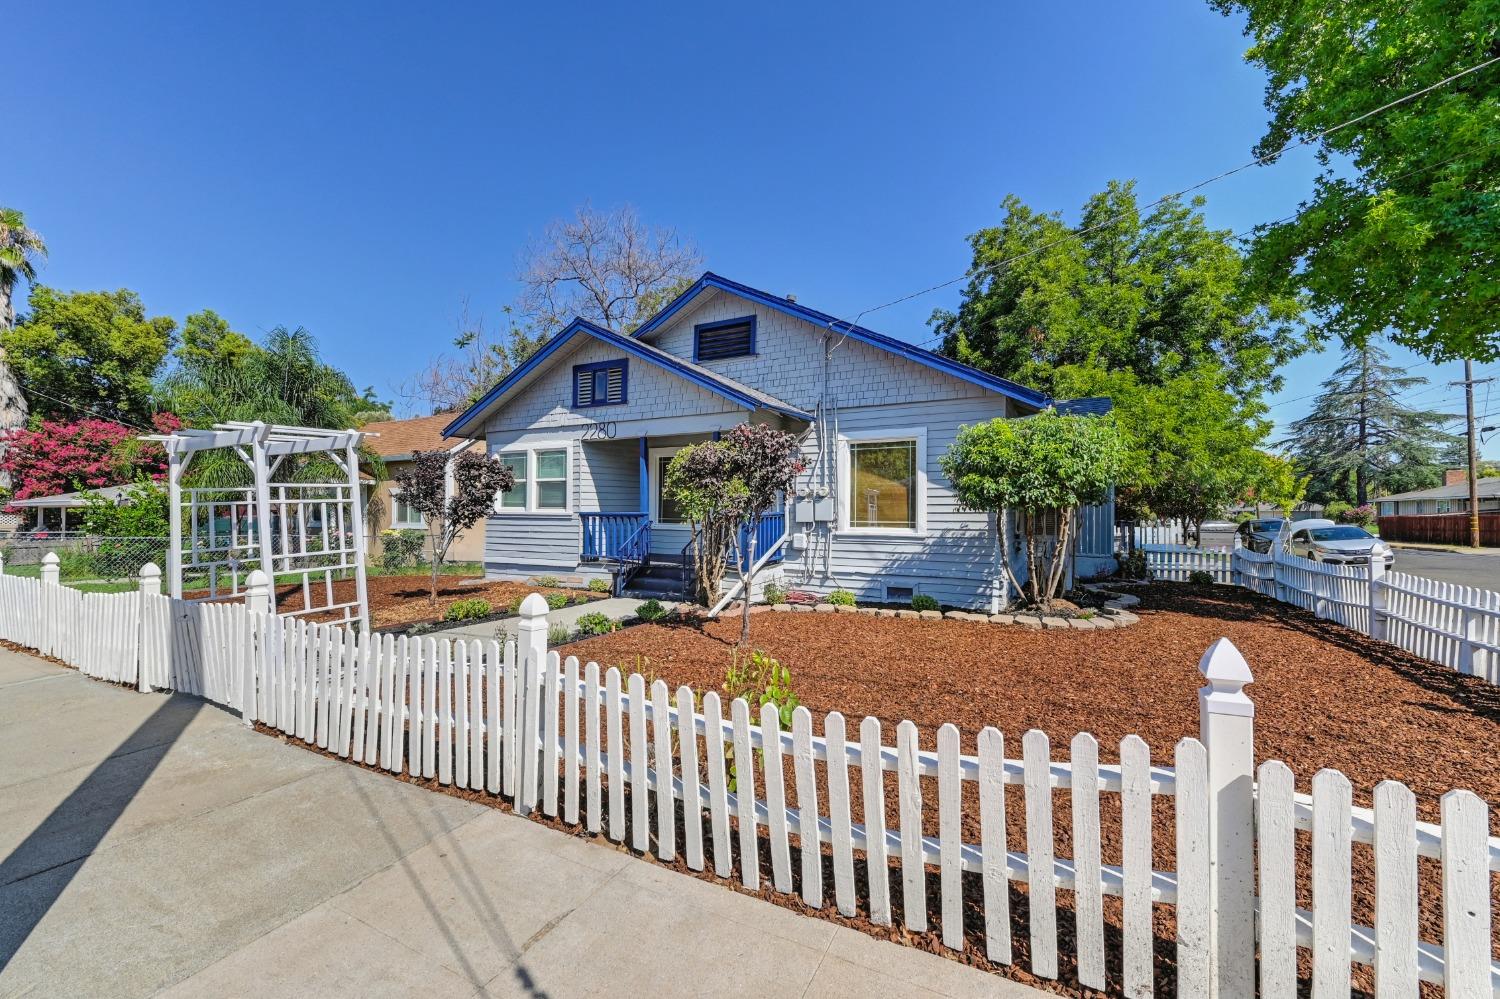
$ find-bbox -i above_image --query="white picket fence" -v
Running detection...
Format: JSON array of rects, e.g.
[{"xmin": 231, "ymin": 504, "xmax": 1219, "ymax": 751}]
[
  {"xmin": 5, "ymin": 557, "xmax": 1499, "ymax": 997},
  {"xmin": 1232, "ymin": 545, "xmax": 1500, "ymax": 683},
  {"xmin": 1139, "ymin": 543, "xmax": 1237, "ymax": 584}
]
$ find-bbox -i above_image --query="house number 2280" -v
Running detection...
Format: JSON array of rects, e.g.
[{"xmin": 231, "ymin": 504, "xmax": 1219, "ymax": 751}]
[{"xmin": 582, "ymin": 421, "xmax": 617, "ymax": 440}]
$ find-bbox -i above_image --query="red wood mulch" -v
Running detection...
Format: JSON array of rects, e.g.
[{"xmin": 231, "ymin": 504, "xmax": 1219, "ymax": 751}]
[{"xmin": 264, "ymin": 574, "xmax": 604, "ymax": 629}]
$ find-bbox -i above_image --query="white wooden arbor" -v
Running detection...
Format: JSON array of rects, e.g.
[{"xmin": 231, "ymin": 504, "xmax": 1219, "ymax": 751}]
[{"xmin": 148, "ymin": 421, "xmax": 371, "ymax": 629}]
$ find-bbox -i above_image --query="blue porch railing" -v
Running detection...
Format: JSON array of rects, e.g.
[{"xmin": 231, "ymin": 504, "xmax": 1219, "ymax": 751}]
[
  {"xmin": 579, "ymin": 512, "xmax": 650, "ymax": 561},
  {"xmin": 734, "ymin": 510, "xmax": 786, "ymax": 572}
]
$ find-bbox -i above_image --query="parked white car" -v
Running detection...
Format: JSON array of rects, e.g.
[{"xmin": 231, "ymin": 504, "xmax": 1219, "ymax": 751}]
[{"xmin": 1285, "ymin": 521, "xmax": 1394, "ymax": 567}]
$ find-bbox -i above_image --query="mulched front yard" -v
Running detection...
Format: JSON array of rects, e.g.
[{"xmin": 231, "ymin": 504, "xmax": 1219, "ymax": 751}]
[{"xmin": 268, "ymin": 574, "xmax": 605, "ymax": 630}]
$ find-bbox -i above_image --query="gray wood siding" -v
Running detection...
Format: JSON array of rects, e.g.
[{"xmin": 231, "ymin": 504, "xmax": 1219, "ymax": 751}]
[
  {"xmin": 780, "ymin": 396, "xmax": 1010, "ymax": 609},
  {"xmin": 484, "ymin": 513, "xmax": 578, "ymax": 570}
]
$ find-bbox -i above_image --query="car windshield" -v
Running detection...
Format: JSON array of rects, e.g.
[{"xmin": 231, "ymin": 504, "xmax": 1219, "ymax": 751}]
[
  {"xmin": 1309, "ymin": 526, "xmax": 1373, "ymax": 543},
  {"xmin": 1249, "ymin": 520, "xmax": 1285, "ymax": 533}
]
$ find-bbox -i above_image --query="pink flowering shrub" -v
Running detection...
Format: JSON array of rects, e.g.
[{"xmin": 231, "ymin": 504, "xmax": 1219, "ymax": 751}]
[{"xmin": 1, "ymin": 413, "xmax": 178, "ymax": 508}]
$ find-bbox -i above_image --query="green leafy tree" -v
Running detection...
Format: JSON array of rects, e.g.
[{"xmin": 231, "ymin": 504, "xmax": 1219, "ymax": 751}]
[
  {"xmin": 930, "ymin": 181, "xmax": 1306, "ymax": 397},
  {"xmin": 1282, "ymin": 340, "xmax": 1460, "ymax": 505},
  {"xmin": 78, "ymin": 479, "xmax": 171, "ymax": 538},
  {"xmin": 0, "ymin": 207, "xmax": 46, "ymax": 441},
  {"xmin": 1246, "ymin": 452, "xmax": 1309, "ymax": 517},
  {"xmin": 1211, "ymin": 0, "xmax": 1500, "ymax": 361},
  {"xmin": 3, "ymin": 286, "xmax": 175, "ymax": 425},
  {"xmin": 941, "ymin": 410, "xmax": 1125, "ymax": 610}
]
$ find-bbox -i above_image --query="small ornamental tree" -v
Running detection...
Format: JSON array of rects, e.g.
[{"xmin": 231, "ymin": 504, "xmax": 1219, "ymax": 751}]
[
  {"xmin": 941, "ymin": 410, "xmax": 1124, "ymax": 611},
  {"xmin": 393, "ymin": 449, "xmax": 514, "ymax": 606},
  {"xmin": 666, "ymin": 422, "xmax": 805, "ymax": 646},
  {"xmin": 0, "ymin": 413, "xmax": 176, "ymax": 507}
]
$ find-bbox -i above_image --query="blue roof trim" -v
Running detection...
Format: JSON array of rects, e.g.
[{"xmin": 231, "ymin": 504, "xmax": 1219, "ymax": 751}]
[
  {"xmin": 632, "ymin": 272, "xmax": 1052, "ymax": 409},
  {"xmin": 443, "ymin": 317, "xmax": 810, "ymax": 439},
  {"xmin": 1054, "ymin": 396, "xmax": 1114, "ymax": 416}
]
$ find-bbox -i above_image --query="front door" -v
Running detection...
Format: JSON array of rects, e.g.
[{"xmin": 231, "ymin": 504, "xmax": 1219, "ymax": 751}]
[{"xmin": 647, "ymin": 446, "xmax": 692, "ymax": 558}]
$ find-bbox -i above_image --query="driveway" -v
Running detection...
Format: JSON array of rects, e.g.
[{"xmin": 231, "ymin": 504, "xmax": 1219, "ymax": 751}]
[{"xmin": 0, "ymin": 647, "xmax": 1035, "ymax": 998}]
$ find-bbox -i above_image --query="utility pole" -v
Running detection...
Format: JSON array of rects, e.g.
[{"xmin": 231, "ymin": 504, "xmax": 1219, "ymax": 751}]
[{"xmin": 1453, "ymin": 360, "xmax": 1495, "ymax": 548}]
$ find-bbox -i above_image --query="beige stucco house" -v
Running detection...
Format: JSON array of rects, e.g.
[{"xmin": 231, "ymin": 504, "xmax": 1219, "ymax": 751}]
[{"xmin": 362, "ymin": 413, "xmax": 486, "ymax": 564}]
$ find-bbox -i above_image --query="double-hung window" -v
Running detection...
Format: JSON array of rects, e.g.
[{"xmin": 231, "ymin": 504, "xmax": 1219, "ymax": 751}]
[
  {"xmin": 573, "ymin": 359, "xmax": 627, "ymax": 408},
  {"xmin": 838, "ymin": 428, "xmax": 927, "ymax": 534},
  {"xmin": 491, "ymin": 444, "xmax": 570, "ymax": 512},
  {"xmin": 391, "ymin": 491, "xmax": 424, "ymax": 528}
]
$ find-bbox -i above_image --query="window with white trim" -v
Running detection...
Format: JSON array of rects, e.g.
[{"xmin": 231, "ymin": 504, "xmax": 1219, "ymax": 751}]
[
  {"xmin": 391, "ymin": 491, "xmax": 424, "ymax": 528},
  {"xmin": 837, "ymin": 428, "xmax": 927, "ymax": 535},
  {"xmin": 535, "ymin": 448, "xmax": 568, "ymax": 510},
  {"xmin": 496, "ymin": 452, "xmax": 527, "ymax": 509}
]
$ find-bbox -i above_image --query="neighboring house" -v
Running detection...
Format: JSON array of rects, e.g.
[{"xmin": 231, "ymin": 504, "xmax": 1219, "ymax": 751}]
[
  {"xmin": 442, "ymin": 272, "xmax": 1116, "ymax": 610},
  {"xmin": 7, "ymin": 483, "xmax": 137, "ymax": 535},
  {"xmin": 360, "ymin": 414, "xmax": 484, "ymax": 563},
  {"xmin": 1225, "ymin": 501, "xmax": 1326, "ymax": 522},
  {"xmin": 1375, "ymin": 472, "xmax": 1500, "ymax": 517}
]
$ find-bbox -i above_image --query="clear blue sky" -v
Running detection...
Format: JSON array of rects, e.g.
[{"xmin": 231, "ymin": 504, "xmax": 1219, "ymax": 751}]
[{"xmin": 9, "ymin": 1, "xmax": 1497, "ymax": 456}]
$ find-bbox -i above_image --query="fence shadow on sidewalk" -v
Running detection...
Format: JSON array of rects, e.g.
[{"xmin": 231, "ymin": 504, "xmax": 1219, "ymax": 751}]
[{"xmin": 0, "ymin": 693, "xmax": 204, "ymax": 969}]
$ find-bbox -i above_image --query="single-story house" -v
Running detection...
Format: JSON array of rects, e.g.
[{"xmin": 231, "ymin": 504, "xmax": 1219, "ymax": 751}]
[
  {"xmin": 7, "ymin": 483, "xmax": 138, "ymax": 535},
  {"xmin": 441, "ymin": 272, "xmax": 1116, "ymax": 610},
  {"xmin": 1375, "ymin": 474, "xmax": 1500, "ymax": 517},
  {"xmin": 1225, "ymin": 501, "xmax": 1326, "ymax": 522},
  {"xmin": 360, "ymin": 413, "xmax": 484, "ymax": 563}
]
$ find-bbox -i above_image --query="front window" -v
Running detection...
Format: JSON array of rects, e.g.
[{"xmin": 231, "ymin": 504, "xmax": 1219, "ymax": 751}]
[
  {"xmin": 392, "ymin": 492, "xmax": 424, "ymax": 528},
  {"xmin": 497, "ymin": 452, "xmax": 527, "ymax": 509},
  {"xmin": 848, "ymin": 439, "xmax": 917, "ymax": 530},
  {"xmin": 656, "ymin": 455, "xmax": 685, "ymax": 524},
  {"xmin": 535, "ymin": 448, "xmax": 568, "ymax": 510}
]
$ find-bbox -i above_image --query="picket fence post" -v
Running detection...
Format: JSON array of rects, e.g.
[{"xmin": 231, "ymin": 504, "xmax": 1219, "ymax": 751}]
[
  {"xmin": 243, "ymin": 569, "xmax": 271, "ymax": 727},
  {"xmin": 1198, "ymin": 637, "xmax": 1257, "ymax": 999},
  {"xmin": 40, "ymin": 551, "xmax": 59, "ymax": 587},
  {"xmin": 137, "ymin": 562, "xmax": 161, "ymax": 693},
  {"xmin": 515, "ymin": 592, "xmax": 550, "ymax": 815},
  {"xmin": 1367, "ymin": 544, "xmax": 1389, "ymax": 643}
]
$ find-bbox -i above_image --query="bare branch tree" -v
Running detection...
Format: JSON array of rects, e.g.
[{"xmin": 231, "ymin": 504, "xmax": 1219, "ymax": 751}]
[
  {"xmin": 517, "ymin": 204, "xmax": 702, "ymax": 334},
  {"xmin": 394, "ymin": 300, "xmax": 547, "ymax": 415}
]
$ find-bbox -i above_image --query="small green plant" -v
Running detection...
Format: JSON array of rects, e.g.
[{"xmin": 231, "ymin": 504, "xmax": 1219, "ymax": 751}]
[
  {"xmin": 443, "ymin": 597, "xmax": 492, "ymax": 622},
  {"xmin": 1189, "ymin": 569, "xmax": 1215, "ymax": 586},
  {"xmin": 827, "ymin": 588, "xmax": 856, "ymax": 607},
  {"xmin": 507, "ymin": 594, "xmax": 525, "ymax": 614},
  {"xmin": 587, "ymin": 577, "xmax": 610, "ymax": 593},
  {"xmin": 635, "ymin": 598, "xmax": 667, "ymax": 622},
  {"xmin": 545, "ymin": 592, "xmax": 569, "ymax": 611},
  {"xmin": 910, "ymin": 593, "xmax": 940, "ymax": 612},
  {"xmin": 548, "ymin": 622, "xmax": 573, "ymax": 645},
  {"xmin": 533, "ymin": 575, "xmax": 561, "ymax": 587},
  {"xmin": 1117, "ymin": 549, "xmax": 1150, "ymax": 580},
  {"xmin": 573, "ymin": 611, "xmax": 616, "ymax": 636},
  {"xmin": 379, "ymin": 529, "xmax": 427, "ymax": 572},
  {"xmin": 1077, "ymin": 609, "xmax": 1095, "ymax": 620},
  {"xmin": 762, "ymin": 581, "xmax": 787, "ymax": 605},
  {"xmin": 722, "ymin": 650, "xmax": 801, "ymax": 791}
]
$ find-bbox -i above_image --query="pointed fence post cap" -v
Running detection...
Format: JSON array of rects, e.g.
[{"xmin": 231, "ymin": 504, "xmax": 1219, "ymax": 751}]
[
  {"xmin": 519, "ymin": 592, "xmax": 550, "ymax": 619},
  {"xmin": 245, "ymin": 569, "xmax": 269, "ymax": 588},
  {"xmin": 41, "ymin": 552, "xmax": 59, "ymax": 565},
  {"xmin": 140, "ymin": 562, "xmax": 161, "ymax": 579},
  {"xmin": 1199, "ymin": 636, "xmax": 1253, "ymax": 690}
]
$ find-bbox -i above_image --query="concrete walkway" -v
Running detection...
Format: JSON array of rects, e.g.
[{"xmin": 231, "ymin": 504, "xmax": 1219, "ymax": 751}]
[
  {"xmin": 438, "ymin": 596, "xmax": 677, "ymax": 644},
  {"xmin": 0, "ymin": 648, "xmax": 1038, "ymax": 998}
]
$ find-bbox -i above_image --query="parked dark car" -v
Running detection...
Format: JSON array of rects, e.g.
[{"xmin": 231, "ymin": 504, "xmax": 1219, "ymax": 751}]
[{"xmin": 1236, "ymin": 518, "xmax": 1286, "ymax": 553}]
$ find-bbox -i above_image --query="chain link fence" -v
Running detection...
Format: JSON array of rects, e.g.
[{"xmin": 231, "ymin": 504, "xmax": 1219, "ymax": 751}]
[{"xmin": 0, "ymin": 535, "xmax": 169, "ymax": 585}]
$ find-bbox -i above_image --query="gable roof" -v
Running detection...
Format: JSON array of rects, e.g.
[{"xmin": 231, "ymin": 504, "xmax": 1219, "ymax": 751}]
[
  {"xmin": 443, "ymin": 317, "xmax": 812, "ymax": 439},
  {"xmin": 360, "ymin": 413, "xmax": 476, "ymax": 459},
  {"xmin": 632, "ymin": 272, "xmax": 1051, "ymax": 409}
]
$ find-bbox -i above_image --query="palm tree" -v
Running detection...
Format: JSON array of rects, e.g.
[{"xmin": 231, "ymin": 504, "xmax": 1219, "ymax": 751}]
[{"xmin": 0, "ymin": 207, "xmax": 46, "ymax": 488}]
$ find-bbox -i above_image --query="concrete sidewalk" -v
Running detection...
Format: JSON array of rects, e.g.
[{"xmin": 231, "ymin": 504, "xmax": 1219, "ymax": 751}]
[
  {"xmin": 0, "ymin": 648, "xmax": 1039, "ymax": 998},
  {"xmin": 438, "ymin": 596, "xmax": 677, "ymax": 644}
]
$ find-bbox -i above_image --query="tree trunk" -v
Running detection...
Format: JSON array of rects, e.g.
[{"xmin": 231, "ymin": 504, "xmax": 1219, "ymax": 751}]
[
  {"xmin": 738, "ymin": 527, "xmax": 757, "ymax": 648},
  {"xmin": 1356, "ymin": 350, "xmax": 1369, "ymax": 507}
]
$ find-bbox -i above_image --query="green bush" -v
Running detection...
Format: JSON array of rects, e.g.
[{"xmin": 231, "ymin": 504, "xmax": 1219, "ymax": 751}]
[
  {"xmin": 1117, "ymin": 549, "xmax": 1150, "ymax": 580},
  {"xmin": 545, "ymin": 592, "xmax": 569, "ymax": 611},
  {"xmin": 443, "ymin": 597, "xmax": 492, "ymax": 622},
  {"xmin": 723, "ymin": 650, "xmax": 800, "ymax": 729},
  {"xmin": 587, "ymin": 577, "xmax": 610, "ymax": 593},
  {"xmin": 762, "ymin": 582, "xmax": 788, "ymax": 605},
  {"xmin": 1323, "ymin": 500, "xmax": 1352, "ymax": 524},
  {"xmin": 548, "ymin": 622, "xmax": 573, "ymax": 645},
  {"xmin": 910, "ymin": 594, "xmax": 940, "ymax": 612},
  {"xmin": 1188, "ymin": 569, "xmax": 1215, "ymax": 586},
  {"xmin": 380, "ymin": 529, "xmax": 427, "ymax": 572},
  {"xmin": 533, "ymin": 575, "xmax": 561, "ymax": 587},
  {"xmin": 635, "ymin": 598, "xmax": 668, "ymax": 622},
  {"xmin": 827, "ymin": 588, "xmax": 856, "ymax": 606},
  {"xmin": 574, "ymin": 611, "xmax": 616, "ymax": 636},
  {"xmin": 507, "ymin": 594, "xmax": 525, "ymax": 615}
]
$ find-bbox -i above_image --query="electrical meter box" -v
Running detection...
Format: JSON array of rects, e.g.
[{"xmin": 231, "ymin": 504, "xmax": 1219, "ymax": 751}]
[
  {"xmin": 813, "ymin": 497, "xmax": 836, "ymax": 522},
  {"xmin": 794, "ymin": 500, "xmax": 815, "ymax": 523}
]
